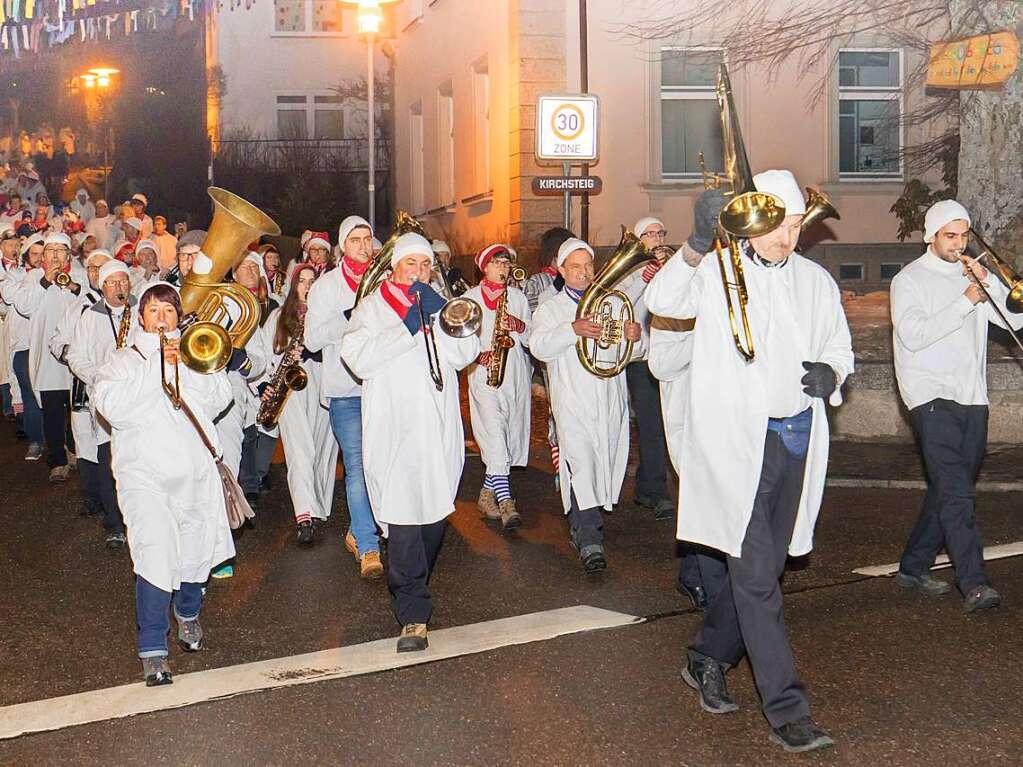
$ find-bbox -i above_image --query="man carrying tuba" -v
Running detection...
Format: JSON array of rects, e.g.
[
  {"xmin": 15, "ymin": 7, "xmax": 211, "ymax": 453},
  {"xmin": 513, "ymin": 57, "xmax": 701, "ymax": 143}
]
[
  {"xmin": 530, "ymin": 237, "xmax": 641, "ymax": 573},
  {"xmin": 645, "ymin": 171, "xmax": 853, "ymax": 753}
]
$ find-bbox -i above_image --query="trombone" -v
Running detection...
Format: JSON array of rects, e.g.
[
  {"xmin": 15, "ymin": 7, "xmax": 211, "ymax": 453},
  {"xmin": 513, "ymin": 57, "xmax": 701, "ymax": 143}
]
[
  {"xmin": 159, "ymin": 329, "xmax": 182, "ymax": 410},
  {"xmin": 413, "ymin": 279, "xmax": 484, "ymax": 392},
  {"xmin": 960, "ymin": 231, "xmax": 1023, "ymax": 354}
]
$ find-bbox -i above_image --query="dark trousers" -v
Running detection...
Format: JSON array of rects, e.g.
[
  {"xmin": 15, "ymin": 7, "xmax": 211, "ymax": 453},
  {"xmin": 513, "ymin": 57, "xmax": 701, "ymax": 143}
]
[
  {"xmin": 899, "ymin": 399, "xmax": 989, "ymax": 593},
  {"xmin": 135, "ymin": 576, "xmax": 203, "ymax": 658},
  {"xmin": 567, "ymin": 487, "xmax": 603, "ymax": 548},
  {"xmin": 12, "ymin": 351, "xmax": 43, "ymax": 444},
  {"xmin": 678, "ymin": 544, "xmax": 728, "ymax": 603},
  {"xmin": 78, "ymin": 458, "xmax": 103, "ymax": 514},
  {"xmin": 625, "ymin": 361, "xmax": 669, "ymax": 500},
  {"xmin": 97, "ymin": 442, "xmax": 123, "ymax": 534},
  {"xmin": 239, "ymin": 425, "xmax": 277, "ymax": 495},
  {"xmin": 40, "ymin": 389, "xmax": 74, "ymax": 468},
  {"xmin": 692, "ymin": 430, "xmax": 810, "ymax": 728},
  {"xmin": 387, "ymin": 519, "xmax": 447, "ymax": 626}
]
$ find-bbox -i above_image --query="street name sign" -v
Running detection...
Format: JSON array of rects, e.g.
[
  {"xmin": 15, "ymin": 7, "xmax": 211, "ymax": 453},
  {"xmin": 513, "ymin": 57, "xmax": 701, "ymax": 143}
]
[{"xmin": 531, "ymin": 175, "xmax": 603, "ymax": 196}]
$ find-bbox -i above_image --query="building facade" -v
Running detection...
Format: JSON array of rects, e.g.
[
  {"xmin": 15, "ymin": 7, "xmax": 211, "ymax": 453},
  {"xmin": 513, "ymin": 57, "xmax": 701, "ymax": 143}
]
[{"xmin": 391, "ymin": 0, "xmax": 947, "ymax": 289}]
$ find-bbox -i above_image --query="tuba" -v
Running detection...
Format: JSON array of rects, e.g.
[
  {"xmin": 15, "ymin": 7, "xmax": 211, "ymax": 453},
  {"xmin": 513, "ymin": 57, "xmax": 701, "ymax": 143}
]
[
  {"xmin": 575, "ymin": 227, "xmax": 655, "ymax": 378},
  {"xmin": 178, "ymin": 188, "xmax": 281, "ymax": 374},
  {"xmin": 354, "ymin": 209, "xmax": 425, "ymax": 307}
]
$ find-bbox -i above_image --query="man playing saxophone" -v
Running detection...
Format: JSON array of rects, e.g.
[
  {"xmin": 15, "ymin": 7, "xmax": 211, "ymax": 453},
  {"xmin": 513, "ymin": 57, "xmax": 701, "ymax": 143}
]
[{"xmin": 462, "ymin": 244, "xmax": 532, "ymax": 531}]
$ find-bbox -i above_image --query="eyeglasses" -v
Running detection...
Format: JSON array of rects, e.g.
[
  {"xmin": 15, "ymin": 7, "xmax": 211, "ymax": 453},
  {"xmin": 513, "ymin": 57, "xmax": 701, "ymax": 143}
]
[
  {"xmin": 43, "ymin": 246, "xmax": 69, "ymax": 255},
  {"xmin": 104, "ymin": 278, "xmax": 131, "ymax": 288},
  {"xmin": 641, "ymin": 230, "xmax": 668, "ymax": 239}
]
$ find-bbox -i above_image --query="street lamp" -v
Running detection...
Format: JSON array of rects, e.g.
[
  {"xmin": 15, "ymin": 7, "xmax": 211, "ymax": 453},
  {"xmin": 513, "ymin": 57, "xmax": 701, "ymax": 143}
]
[
  {"xmin": 341, "ymin": 0, "xmax": 401, "ymax": 231},
  {"xmin": 79, "ymin": 66, "xmax": 120, "ymax": 198}
]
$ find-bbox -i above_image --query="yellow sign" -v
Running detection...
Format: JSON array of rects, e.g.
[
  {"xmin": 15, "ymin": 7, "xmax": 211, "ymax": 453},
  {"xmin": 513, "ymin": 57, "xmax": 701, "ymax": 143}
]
[{"xmin": 927, "ymin": 31, "xmax": 1020, "ymax": 90}]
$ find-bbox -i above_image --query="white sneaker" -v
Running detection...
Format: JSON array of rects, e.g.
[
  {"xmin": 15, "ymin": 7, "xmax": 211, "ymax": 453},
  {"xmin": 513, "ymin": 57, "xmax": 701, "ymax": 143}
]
[{"xmin": 49, "ymin": 465, "xmax": 71, "ymax": 483}]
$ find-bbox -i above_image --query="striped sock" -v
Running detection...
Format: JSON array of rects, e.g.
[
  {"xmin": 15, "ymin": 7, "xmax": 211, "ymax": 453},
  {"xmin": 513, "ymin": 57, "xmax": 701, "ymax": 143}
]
[
  {"xmin": 295, "ymin": 511, "xmax": 311, "ymax": 525},
  {"xmin": 550, "ymin": 444, "xmax": 560, "ymax": 473},
  {"xmin": 486, "ymin": 473, "xmax": 512, "ymax": 503}
]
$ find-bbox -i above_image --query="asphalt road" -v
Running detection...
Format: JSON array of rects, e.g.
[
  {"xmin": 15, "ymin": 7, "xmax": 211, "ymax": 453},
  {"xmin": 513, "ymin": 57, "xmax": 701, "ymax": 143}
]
[{"xmin": 1, "ymin": 418, "xmax": 1021, "ymax": 766}]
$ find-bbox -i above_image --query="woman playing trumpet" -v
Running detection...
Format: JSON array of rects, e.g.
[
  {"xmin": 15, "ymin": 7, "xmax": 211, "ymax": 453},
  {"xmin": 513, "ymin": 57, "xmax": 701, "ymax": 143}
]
[{"xmin": 92, "ymin": 283, "xmax": 235, "ymax": 686}]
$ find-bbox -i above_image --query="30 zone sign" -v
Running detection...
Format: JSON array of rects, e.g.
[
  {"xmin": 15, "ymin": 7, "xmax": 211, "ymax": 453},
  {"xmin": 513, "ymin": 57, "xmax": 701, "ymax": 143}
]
[{"xmin": 536, "ymin": 94, "xmax": 599, "ymax": 163}]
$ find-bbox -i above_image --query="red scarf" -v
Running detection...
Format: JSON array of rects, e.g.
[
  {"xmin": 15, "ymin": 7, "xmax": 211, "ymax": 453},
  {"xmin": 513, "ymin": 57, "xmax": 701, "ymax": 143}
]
[
  {"xmin": 480, "ymin": 278, "xmax": 505, "ymax": 310},
  {"xmin": 341, "ymin": 255, "xmax": 370, "ymax": 292},
  {"xmin": 541, "ymin": 265, "xmax": 558, "ymax": 278},
  {"xmin": 381, "ymin": 278, "xmax": 415, "ymax": 321}
]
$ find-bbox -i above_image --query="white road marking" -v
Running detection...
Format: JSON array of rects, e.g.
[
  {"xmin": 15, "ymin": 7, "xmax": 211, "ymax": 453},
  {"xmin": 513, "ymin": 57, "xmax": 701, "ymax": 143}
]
[
  {"xmin": 852, "ymin": 540, "xmax": 1023, "ymax": 577},
  {"xmin": 0, "ymin": 605, "xmax": 639, "ymax": 741}
]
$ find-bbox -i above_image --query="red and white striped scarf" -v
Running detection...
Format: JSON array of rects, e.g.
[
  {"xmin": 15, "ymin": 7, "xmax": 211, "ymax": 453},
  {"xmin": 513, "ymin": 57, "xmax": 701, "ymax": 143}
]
[
  {"xmin": 480, "ymin": 278, "xmax": 505, "ymax": 310},
  {"xmin": 341, "ymin": 255, "xmax": 370, "ymax": 292},
  {"xmin": 380, "ymin": 278, "xmax": 415, "ymax": 320}
]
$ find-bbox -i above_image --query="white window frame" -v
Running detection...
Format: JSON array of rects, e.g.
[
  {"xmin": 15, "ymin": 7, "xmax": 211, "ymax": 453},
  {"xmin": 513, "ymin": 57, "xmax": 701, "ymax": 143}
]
[
  {"xmin": 659, "ymin": 46, "xmax": 724, "ymax": 182},
  {"xmin": 271, "ymin": 0, "xmax": 346, "ymax": 38},
  {"xmin": 274, "ymin": 92, "xmax": 345, "ymax": 140},
  {"xmin": 837, "ymin": 47, "xmax": 904, "ymax": 181},
  {"xmin": 470, "ymin": 58, "xmax": 491, "ymax": 198},
  {"xmin": 409, "ymin": 102, "xmax": 425, "ymax": 215},
  {"xmin": 437, "ymin": 83, "xmax": 455, "ymax": 208}
]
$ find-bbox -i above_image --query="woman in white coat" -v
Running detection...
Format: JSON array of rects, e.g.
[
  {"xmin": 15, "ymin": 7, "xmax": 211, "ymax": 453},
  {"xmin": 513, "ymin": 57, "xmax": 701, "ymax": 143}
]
[
  {"xmin": 341, "ymin": 233, "xmax": 479, "ymax": 653},
  {"xmin": 530, "ymin": 238, "xmax": 642, "ymax": 573},
  {"xmin": 93, "ymin": 283, "xmax": 235, "ymax": 686},
  {"xmin": 258, "ymin": 265, "xmax": 338, "ymax": 545},
  {"xmin": 463, "ymin": 244, "xmax": 532, "ymax": 531}
]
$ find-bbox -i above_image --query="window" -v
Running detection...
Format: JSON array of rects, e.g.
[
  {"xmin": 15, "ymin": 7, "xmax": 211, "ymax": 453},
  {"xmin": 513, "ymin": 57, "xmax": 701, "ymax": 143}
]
[
  {"xmin": 471, "ymin": 59, "xmax": 490, "ymax": 196},
  {"xmin": 839, "ymin": 263, "xmax": 865, "ymax": 281},
  {"xmin": 274, "ymin": 0, "xmax": 343, "ymax": 34},
  {"xmin": 276, "ymin": 94, "xmax": 344, "ymax": 140},
  {"xmin": 838, "ymin": 50, "xmax": 902, "ymax": 179},
  {"xmin": 880, "ymin": 262, "xmax": 903, "ymax": 280},
  {"xmin": 660, "ymin": 48, "xmax": 724, "ymax": 179},
  {"xmin": 437, "ymin": 83, "xmax": 455, "ymax": 207},
  {"xmin": 410, "ymin": 102, "xmax": 425, "ymax": 214}
]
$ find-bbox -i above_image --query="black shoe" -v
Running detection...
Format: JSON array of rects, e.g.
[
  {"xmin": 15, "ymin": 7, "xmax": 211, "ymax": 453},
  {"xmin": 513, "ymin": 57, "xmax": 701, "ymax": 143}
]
[
  {"xmin": 580, "ymin": 544, "xmax": 607, "ymax": 573},
  {"xmin": 677, "ymin": 582, "xmax": 708, "ymax": 610},
  {"xmin": 681, "ymin": 650, "xmax": 738, "ymax": 714},
  {"xmin": 895, "ymin": 571, "xmax": 951, "ymax": 597},
  {"xmin": 296, "ymin": 520, "xmax": 315, "ymax": 545},
  {"xmin": 652, "ymin": 497, "xmax": 675, "ymax": 521},
  {"xmin": 79, "ymin": 503, "xmax": 102, "ymax": 517},
  {"xmin": 105, "ymin": 531, "xmax": 126, "ymax": 549},
  {"xmin": 244, "ymin": 492, "xmax": 260, "ymax": 513},
  {"xmin": 964, "ymin": 584, "xmax": 1001, "ymax": 612},
  {"xmin": 14, "ymin": 428, "xmax": 26, "ymax": 440},
  {"xmin": 260, "ymin": 475, "xmax": 272, "ymax": 494},
  {"xmin": 769, "ymin": 717, "xmax": 834, "ymax": 753}
]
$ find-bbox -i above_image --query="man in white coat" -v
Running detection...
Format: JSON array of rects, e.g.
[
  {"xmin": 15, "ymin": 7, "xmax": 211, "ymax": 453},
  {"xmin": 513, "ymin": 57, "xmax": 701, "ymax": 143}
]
[
  {"xmin": 93, "ymin": 282, "xmax": 234, "ymax": 686},
  {"xmin": 11, "ymin": 232, "xmax": 82, "ymax": 481},
  {"xmin": 530, "ymin": 238, "xmax": 642, "ymax": 573},
  {"xmin": 644, "ymin": 171, "xmax": 853, "ymax": 754},
  {"xmin": 85, "ymin": 200, "xmax": 117, "ymax": 251},
  {"xmin": 341, "ymin": 232, "xmax": 479, "ymax": 652},
  {"xmin": 464, "ymin": 244, "xmax": 532, "ymax": 531},
  {"xmin": 889, "ymin": 200, "xmax": 1020, "ymax": 612},
  {"xmin": 304, "ymin": 215, "xmax": 383, "ymax": 579}
]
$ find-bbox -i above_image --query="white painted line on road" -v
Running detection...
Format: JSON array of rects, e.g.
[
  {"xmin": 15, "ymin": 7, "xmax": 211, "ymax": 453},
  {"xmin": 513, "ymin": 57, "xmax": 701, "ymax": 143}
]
[
  {"xmin": 852, "ymin": 540, "xmax": 1023, "ymax": 577},
  {"xmin": 0, "ymin": 605, "xmax": 639, "ymax": 741}
]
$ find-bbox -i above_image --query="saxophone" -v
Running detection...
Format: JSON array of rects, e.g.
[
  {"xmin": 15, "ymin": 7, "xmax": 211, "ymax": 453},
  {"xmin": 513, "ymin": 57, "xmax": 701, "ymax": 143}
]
[
  {"xmin": 115, "ymin": 294, "xmax": 132, "ymax": 348},
  {"xmin": 256, "ymin": 314, "xmax": 309, "ymax": 429},
  {"xmin": 486, "ymin": 266, "xmax": 526, "ymax": 388}
]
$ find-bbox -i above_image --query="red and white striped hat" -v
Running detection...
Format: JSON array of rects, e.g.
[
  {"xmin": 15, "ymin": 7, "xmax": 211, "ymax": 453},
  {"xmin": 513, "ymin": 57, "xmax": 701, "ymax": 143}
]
[{"xmin": 475, "ymin": 243, "xmax": 513, "ymax": 272}]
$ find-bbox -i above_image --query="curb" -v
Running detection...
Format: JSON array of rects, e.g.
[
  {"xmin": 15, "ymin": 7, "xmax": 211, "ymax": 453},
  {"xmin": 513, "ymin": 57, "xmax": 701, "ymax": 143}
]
[{"xmin": 827, "ymin": 477, "xmax": 1023, "ymax": 492}]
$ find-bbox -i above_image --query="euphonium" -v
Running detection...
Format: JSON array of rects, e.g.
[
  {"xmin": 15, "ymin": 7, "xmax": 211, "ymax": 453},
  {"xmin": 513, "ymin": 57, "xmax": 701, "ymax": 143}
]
[
  {"xmin": 178, "ymin": 188, "xmax": 281, "ymax": 374},
  {"xmin": 354, "ymin": 209, "xmax": 425, "ymax": 307},
  {"xmin": 487, "ymin": 266, "xmax": 527, "ymax": 387},
  {"xmin": 575, "ymin": 227, "xmax": 654, "ymax": 378},
  {"xmin": 256, "ymin": 315, "xmax": 308, "ymax": 430}
]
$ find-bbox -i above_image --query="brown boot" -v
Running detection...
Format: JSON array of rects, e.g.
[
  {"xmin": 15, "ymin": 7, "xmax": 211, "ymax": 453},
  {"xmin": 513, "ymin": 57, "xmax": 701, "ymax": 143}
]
[
  {"xmin": 397, "ymin": 623, "xmax": 428, "ymax": 653},
  {"xmin": 360, "ymin": 550, "xmax": 384, "ymax": 579},
  {"xmin": 478, "ymin": 488, "xmax": 500, "ymax": 519},
  {"xmin": 344, "ymin": 530, "xmax": 359, "ymax": 561},
  {"xmin": 499, "ymin": 499, "xmax": 522, "ymax": 531}
]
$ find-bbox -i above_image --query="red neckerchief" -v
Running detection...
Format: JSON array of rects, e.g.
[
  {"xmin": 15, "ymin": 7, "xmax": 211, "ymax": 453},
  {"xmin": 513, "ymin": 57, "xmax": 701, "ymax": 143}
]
[
  {"xmin": 480, "ymin": 278, "xmax": 505, "ymax": 310},
  {"xmin": 381, "ymin": 278, "xmax": 414, "ymax": 322},
  {"xmin": 341, "ymin": 256, "xmax": 369, "ymax": 292},
  {"xmin": 541, "ymin": 265, "xmax": 558, "ymax": 277}
]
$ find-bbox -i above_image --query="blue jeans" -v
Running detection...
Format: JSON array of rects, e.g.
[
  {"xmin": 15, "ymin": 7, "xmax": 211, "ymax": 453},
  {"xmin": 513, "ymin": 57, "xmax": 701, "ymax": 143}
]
[
  {"xmin": 1, "ymin": 382, "xmax": 11, "ymax": 415},
  {"xmin": 135, "ymin": 577, "xmax": 204, "ymax": 658},
  {"xmin": 328, "ymin": 396, "xmax": 378, "ymax": 554},
  {"xmin": 12, "ymin": 350, "xmax": 43, "ymax": 444}
]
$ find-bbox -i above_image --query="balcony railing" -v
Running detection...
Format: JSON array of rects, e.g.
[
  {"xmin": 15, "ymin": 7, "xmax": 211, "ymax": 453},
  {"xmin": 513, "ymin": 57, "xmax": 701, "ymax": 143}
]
[{"xmin": 211, "ymin": 138, "xmax": 390, "ymax": 173}]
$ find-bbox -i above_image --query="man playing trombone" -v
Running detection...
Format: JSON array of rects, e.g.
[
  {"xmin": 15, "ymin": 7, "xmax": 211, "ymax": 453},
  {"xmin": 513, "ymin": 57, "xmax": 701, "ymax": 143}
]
[{"xmin": 889, "ymin": 200, "xmax": 1021, "ymax": 612}]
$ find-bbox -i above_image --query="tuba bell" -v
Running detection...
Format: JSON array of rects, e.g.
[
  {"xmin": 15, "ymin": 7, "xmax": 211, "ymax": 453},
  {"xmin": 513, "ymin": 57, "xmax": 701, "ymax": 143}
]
[
  {"xmin": 575, "ymin": 227, "xmax": 655, "ymax": 378},
  {"xmin": 354, "ymin": 209, "xmax": 426, "ymax": 307},
  {"xmin": 178, "ymin": 188, "xmax": 281, "ymax": 374}
]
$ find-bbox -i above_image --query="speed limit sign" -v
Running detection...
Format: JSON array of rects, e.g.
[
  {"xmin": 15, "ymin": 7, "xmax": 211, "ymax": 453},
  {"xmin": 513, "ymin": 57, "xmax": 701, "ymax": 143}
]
[{"xmin": 536, "ymin": 94, "xmax": 599, "ymax": 163}]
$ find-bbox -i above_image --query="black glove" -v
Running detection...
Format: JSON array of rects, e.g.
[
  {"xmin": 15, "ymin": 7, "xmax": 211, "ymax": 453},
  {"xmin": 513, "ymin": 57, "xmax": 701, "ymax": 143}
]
[
  {"xmin": 227, "ymin": 348, "xmax": 249, "ymax": 373},
  {"xmin": 256, "ymin": 382, "xmax": 270, "ymax": 397},
  {"xmin": 801, "ymin": 361, "xmax": 837, "ymax": 399},
  {"xmin": 687, "ymin": 188, "xmax": 729, "ymax": 255},
  {"xmin": 553, "ymin": 273, "xmax": 565, "ymax": 292},
  {"xmin": 300, "ymin": 348, "xmax": 322, "ymax": 363},
  {"xmin": 409, "ymin": 281, "xmax": 446, "ymax": 316}
]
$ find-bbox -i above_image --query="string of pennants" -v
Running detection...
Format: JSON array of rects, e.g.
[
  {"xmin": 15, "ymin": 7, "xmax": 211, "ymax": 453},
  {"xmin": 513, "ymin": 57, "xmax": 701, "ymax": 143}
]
[{"xmin": 0, "ymin": 0, "xmax": 254, "ymax": 57}]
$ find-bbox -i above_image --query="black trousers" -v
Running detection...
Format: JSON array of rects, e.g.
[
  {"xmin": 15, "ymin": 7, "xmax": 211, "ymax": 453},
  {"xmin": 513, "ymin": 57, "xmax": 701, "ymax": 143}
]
[
  {"xmin": 96, "ymin": 442, "xmax": 123, "ymax": 534},
  {"xmin": 567, "ymin": 487, "xmax": 603, "ymax": 548},
  {"xmin": 899, "ymin": 399, "xmax": 989, "ymax": 594},
  {"xmin": 387, "ymin": 519, "xmax": 447, "ymax": 627},
  {"xmin": 239, "ymin": 425, "xmax": 277, "ymax": 495},
  {"xmin": 625, "ymin": 361, "xmax": 669, "ymax": 501},
  {"xmin": 40, "ymin": 389, "xmax": 74, "ymax": 468},
  {"xmin": 692, "ymin": 430, "xmax": 810, "ymax": 728},
  {"xmin": 78, "ymin": 458, "xmax": 103, "ymax": 513},
  {"xmin": 678, "ymin": 544, "xmax": 728, "ymax": 602}
]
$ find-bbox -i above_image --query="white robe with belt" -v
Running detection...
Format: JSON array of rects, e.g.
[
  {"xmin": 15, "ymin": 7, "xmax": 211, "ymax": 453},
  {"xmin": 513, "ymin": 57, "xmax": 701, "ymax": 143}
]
[
  {"xmin": 340, "ymin": 290, "xmax": 480, "ymax": 530},
  {"xmin": 215, "ymin": 332, "xmax": 267, "ymax": 479},
  {"xmin": 644, "ymin": 249, "xmax": 854, "ymax": 557},
  {"xmin": 530, "ymin": 290, "xmax": 635, "ymax": 513},
  {"xmin": 463, "ymin": 285, "xmax": 532, "ymax": 476},
  {"xmin": 93, "ymin": 331, "xmax": 235, "ymax": 592},
  {"xmin": 646, "ymin": 320, "xmax": 695, "ymax": 473},
  {"xmin": 49, "ymin": 288, "xmax": 102, "ymax": 462},
  {"xmin": 11, "ymin": 269, "xmax": 79, "ymax": 400}
]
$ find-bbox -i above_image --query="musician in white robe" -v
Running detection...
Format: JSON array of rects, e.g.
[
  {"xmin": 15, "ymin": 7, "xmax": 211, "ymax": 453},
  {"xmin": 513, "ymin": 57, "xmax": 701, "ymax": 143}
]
[
  {"xmin": 2, "ymin": 234, "xmax": 45, "ymax": 458},
  {"xmin": 341, "ymin": 233, "xmax": 479, "ymax": 653},
  {"xmin": 93, "ymin": 283, "xmax": 234, "ymax": 686},
  {"xmin": 644, "ymin": 170, "xmax": 853, "ymax": 752},
  {"xmin": 530, "ymin": 238, "xmax": 642, "ymax": 573},
  {"xmin": 463, "ymin": 244, "xmax": 531, "ymax": 531}
]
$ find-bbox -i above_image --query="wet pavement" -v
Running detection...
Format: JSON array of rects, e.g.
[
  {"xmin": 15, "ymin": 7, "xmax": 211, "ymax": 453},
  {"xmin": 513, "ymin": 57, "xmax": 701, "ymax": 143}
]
[{"xmin": 1, "ymin": 415, "xmax": 1022, "ymax": 765}]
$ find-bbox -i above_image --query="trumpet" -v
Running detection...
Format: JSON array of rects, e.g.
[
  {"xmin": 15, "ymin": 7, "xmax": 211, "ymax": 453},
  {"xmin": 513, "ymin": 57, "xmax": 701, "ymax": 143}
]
[
  {"xmin": 487, "ymin": 265, "xmax": 527, "ymax": 387},
  {"xmin": 159, "ymin": 329, "xmax": 182, "ymax": 410},
  {"xmin": 54, "ymin": 271, "xmax": 78, "ymax": 291}
]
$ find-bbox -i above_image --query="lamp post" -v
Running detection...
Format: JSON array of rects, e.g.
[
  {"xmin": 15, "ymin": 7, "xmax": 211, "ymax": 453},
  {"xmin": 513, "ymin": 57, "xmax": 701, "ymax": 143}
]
[
  {"xmin": 342, "ymin": 0, "xmax": 400, "ymax": 231},
  {"xmin": 79, "ymin": 66, "xmax": 119, "ymax": 199}
]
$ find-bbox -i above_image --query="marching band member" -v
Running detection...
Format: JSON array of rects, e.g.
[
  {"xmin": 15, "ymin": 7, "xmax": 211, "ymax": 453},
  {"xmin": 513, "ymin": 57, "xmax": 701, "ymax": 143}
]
[
  {"xmin": 93, "ymin": 282, "xmax": 234, "ymax": 686},
  {"xmin": 260, "ymin": 244, "xmax": 284, "ymax": 299},
  {"xmin": 85, "ymin": 199, "xmax": 118, "ymax": 251},
  {"xmin": 430, "ymin": 240, "xmax": 467, "ymax": 296},
  {"xmin": 11, "ymin": 232, "xmax": 82, "ymax": 481},
  {"xmin": 304, "ymin": 215, "xmax": 382, "ymax": 577},
  {"xmin": 258, "ymin": 265, "xmax": 338, "ymax": 545},
  {"xmin": 129, "ymin": 193, "xmax": 154, "ymax": 239},
  {"xmin": 284, "ymin": 232, "xmax": 333, "ymax": 291},
  {"xmin": 530, "ymin": 238, "xmax": 641, "ymax": 573},
  {"xmin": 340, "ymin": 233, "xmax": 480, "ymax": 652},
  {"xmin": 129, "ymin": 240, "xmax": 163, "ymax": 295},
  {"xmin": 152, "ymin": 215, "xmax": 178, "ymax": 272},
  {"xmin": 890, "ymin": 200, "xmax": 1020, "ymax": 612},
  {"xmin": 464, "ymin": 244, "xmax": 531, "ymax": 530},
  {"xmin": 66, "ymin": 256, "xmax": 135, "ymax": 547},
  {"xmin": 644, "ymin": 172, "xmax": 852, "ymax": 753}
]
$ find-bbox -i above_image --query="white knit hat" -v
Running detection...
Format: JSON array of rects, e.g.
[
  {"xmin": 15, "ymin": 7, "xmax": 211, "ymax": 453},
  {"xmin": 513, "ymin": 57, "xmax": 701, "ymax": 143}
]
[
  {"xmin": 391, "ymin": 232, "xmax": 434, "ymax": 268},
  {"xmin": 556, "ymin": 237, "xmax": 594, "ymax": 267},
  {"xmin": 431, "ymin": 239, "xmax": 451, "ymax": 255},
  {"xmin": 923, "ymin": 199, "xmax": 971, "ymax": 243},
  {"xmin": 86, "ymin": 249, "xmax": 112, "ymax": 266},
  {"xmin": 98, "ymin": 259, "xmax": 129, "ymax": 287},
  {"xmin": 20, "ymin": 233, "xmax": 44, "ymax": 257},
  {"xmin": 633, "ymin": 216, "xmax": 665, "ymax": 238},
  {"xmin": 123, "ymin": 216, "xmax": 143, "ymax": 231},
  {"xmin": 43, "ymin": 232, "xmax": 73, "ymax": 250},
  {"xmin": 135, "ymin": 239, "xmax": 158, "ymax": 255},
  {"xmin": 337, "ymin": 215, "xmax": 372, "ymax": 247},
  {"xmin": 753, "ymin": 169, "xmax": 806, "ymax": 216}
]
